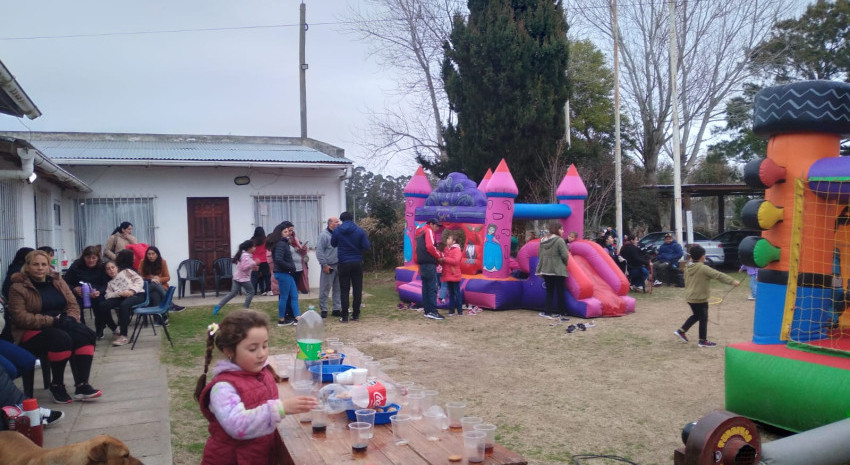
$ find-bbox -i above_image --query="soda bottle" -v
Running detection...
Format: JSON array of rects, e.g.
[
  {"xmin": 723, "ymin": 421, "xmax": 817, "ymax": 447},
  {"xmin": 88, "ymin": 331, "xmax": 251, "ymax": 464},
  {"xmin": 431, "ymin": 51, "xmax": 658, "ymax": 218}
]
[
  {"xmin": 81, "ymin": 282, "xmax": 92, "ymax": 308},
  {"xmin": 318, "ymin": 384, "xmax": 358, "ymax": 413},
  {"xmin": 21, "ymin": 398, "xmax": 43, "ymax": 446},
  {"xmin": 60, "ymin": 249, "xmax": 68, "ymax": 268},
  {"xmin": 293, "ymin": 308, "xmax": 324, "ymax": 389},
  {"xmin": 350, "ymin": 379, "xmax": 406, "ymax": 409}
]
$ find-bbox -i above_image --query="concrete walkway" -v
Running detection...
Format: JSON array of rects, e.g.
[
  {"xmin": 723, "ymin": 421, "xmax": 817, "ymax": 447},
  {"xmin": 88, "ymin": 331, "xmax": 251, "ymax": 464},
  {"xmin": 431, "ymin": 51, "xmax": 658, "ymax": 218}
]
[{"xmin": 29, "ymin": 289, "xmax": 319, "ymax": 464}]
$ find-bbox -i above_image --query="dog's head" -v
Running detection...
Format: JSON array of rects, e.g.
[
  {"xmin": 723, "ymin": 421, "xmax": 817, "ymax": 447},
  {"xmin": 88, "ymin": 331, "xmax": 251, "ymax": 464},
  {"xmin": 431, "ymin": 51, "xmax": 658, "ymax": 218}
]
[{"xmin": 86, "ymin": 436, "xmax": 143, "ymax": 465}]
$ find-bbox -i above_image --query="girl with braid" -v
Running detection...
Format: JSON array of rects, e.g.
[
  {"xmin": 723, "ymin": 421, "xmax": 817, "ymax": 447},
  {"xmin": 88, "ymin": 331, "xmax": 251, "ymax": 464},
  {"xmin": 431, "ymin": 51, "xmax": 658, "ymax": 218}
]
[{"xmin": 194, "ymin": 310, "xmax": 316, "ymax": 465}]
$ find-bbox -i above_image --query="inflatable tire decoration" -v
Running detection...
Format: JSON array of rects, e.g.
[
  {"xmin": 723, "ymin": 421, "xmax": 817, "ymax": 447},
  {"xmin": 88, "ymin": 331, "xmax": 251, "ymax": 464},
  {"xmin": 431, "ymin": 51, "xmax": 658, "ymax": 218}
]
[{"xmin": 753, "ymin": 80, "xmax": 850, "ymax": 137}]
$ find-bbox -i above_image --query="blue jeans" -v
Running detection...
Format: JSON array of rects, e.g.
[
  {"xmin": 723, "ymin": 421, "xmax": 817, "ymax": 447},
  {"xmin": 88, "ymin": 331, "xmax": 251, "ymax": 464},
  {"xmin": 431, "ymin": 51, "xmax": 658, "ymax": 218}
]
[
  {"xmin": 749, "ymin": 274, "xmax": 757, "ymax": 298},
  {"xmin": 0, "ymin": 340, "xmax": 36, "ymax": 379},
  {"xmin": 274, "ymin": 272, "xmax": 300, "ymax": 321},
  {"xmin": 446, "ymin": 281, "xmax": 462, "ymax": 313},
  {"xmin": 420, "ymin": 263, "xmax": 438, "ymax": 314}
]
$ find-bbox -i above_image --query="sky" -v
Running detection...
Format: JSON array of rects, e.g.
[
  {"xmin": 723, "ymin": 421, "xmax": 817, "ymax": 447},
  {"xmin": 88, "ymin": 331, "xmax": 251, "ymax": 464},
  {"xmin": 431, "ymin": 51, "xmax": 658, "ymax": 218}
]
[{"xmin": 0, "ymin": 0, "xmax": 420, "ymax": 176}]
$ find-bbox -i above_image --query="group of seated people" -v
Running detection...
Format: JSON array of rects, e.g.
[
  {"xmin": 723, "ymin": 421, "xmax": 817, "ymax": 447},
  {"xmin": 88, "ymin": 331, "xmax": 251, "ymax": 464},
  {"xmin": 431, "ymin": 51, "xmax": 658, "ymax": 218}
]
[
  {"xmin": 596, "ymin": 229, "xmax": 685, "ymax": 291},
  {"xmin": 0, "ymin": 242, "xmax": 184, "ymax": 413}
]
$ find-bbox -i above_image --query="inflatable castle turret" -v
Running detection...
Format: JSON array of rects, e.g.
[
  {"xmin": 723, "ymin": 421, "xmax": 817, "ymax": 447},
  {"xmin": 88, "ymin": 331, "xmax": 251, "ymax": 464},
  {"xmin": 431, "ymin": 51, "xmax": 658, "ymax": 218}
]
[
  {"xmin": 483, "ymin": 160, "xmax": 518, "ymax": 279},
  {"xmin": 557, "ymin": 164, "xmax": 588, "ymax": 239},
  {"xmin": 402, "ymin": 166, "xmax": 432, "ymax": 265}
]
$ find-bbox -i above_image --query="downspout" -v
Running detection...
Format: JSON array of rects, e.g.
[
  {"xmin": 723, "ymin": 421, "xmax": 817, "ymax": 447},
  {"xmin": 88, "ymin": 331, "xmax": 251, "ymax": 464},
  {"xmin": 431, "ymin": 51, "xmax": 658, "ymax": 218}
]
[
  {"xmin": 340, "ymin": 165, "xmax": 352, "ymax": 214},
  {"xmin": 0, "ymin": 147, "xmax": 35, "ymax": 180}
]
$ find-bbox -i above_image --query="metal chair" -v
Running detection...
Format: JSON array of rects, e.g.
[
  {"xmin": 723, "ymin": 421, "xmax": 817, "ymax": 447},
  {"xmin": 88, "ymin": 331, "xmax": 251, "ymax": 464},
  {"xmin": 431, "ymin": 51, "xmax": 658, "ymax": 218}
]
[
  {"xmin": 213, "ymin": 257, "xmax": 235, "ymax": 297},
  {"xmin": 130, "ymin": 286, "xmax": 176, "ymax": 350},
  {"xmin": 177, "ymin": 259, "xmax": 205, "ymax": 298}
]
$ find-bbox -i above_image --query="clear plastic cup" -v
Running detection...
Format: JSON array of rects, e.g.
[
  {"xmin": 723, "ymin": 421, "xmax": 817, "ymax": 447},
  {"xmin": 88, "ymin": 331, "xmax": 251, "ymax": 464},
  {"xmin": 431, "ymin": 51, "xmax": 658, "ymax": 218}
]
[
  {"xmin": 474, "ymin": 423, "xmax": 497, "ymax": 453},
  {"xmin": 406, "ymin": 392, "xmax": 425, "ymax": 420},
  {"xmin": 461, "ymin": 416, "xmax": 483, "ymax": 434},
  {"xmin": 348, "ymin": 421, "xmax": 372, "ymax": 456},
  {"xmin": 395, "ymin": 381, "xmax": 415, "ymax": 406},
  {"xmin": 463, "ymin": 430, "xmax": 486, "ymax": 463},
  {"xmin": 354, "ymin": 408, "xmax": 376, "ymax": 438},
  {"xmin": 390, "ymin": 413, "xmax": 412, "ymax": 446},
  {"xmin": 445, "ymin": 401, "xmax": 466, "ymax": 430}
]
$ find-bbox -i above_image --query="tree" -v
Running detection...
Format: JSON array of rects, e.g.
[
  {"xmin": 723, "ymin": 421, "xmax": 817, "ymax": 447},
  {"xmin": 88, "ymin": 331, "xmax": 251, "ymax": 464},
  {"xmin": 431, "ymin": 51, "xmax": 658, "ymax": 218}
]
[
  {"xmin": 429, "ymin": 0, "xmax": 570, "ymax": 199},
  {"xmin": 711, "ymin": 0, "xmax": 850, "ymax": 162},
  {"xmin": 576, "ymin": 0, "xmax": 796, "ymax": 185},
  {"xmin": 345, "ymin": 0, "xmax": 465, "ymax": 169}
]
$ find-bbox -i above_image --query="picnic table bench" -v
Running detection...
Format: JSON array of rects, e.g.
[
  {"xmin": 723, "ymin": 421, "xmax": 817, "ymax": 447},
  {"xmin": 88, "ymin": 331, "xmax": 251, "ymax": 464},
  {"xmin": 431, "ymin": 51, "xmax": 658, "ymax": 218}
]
[{"xmin": 271, "ymin": 353, "xmax": 527, "ymax": 465}]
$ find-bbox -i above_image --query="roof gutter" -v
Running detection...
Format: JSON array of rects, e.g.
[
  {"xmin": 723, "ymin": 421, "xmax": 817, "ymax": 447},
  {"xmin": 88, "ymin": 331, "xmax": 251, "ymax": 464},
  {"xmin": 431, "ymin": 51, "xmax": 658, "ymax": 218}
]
[
  {"xmin": 0, "ymin": 145, "xmax": 92, "ymax": 192},
  {"xmin": 0, "ymin": 60, "xmax": 42, "ymax": 120},
  {"xmin": 48, "ymin": 159, "xmax": 352, "ymax": 170}
]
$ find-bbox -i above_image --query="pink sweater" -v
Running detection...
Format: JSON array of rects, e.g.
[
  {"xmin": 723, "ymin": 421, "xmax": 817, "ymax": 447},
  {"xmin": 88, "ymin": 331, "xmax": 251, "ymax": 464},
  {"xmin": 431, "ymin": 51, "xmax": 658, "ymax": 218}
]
[{"xmin": 233, "ymin": 252, "xmax": 256, "ymax": 283}]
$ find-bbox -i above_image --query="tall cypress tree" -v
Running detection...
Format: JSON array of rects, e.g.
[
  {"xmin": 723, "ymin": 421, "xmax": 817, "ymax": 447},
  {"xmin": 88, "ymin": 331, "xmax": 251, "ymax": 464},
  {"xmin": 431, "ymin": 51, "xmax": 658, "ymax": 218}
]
[{"xmin": 423, "ymin": 0, "xmax": 569, "ymax": 197}]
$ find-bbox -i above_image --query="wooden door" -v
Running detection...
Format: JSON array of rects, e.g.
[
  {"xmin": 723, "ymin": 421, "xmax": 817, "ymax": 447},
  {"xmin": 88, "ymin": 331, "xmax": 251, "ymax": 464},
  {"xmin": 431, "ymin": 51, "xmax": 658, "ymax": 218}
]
[{"xmin": 187, "ymin": 198, "xmax": 230, "ymax": 291}]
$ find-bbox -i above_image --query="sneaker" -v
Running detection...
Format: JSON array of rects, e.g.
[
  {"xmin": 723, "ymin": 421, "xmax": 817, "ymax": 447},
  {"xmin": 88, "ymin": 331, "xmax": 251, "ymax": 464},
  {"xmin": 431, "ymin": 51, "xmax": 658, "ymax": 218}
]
[
  {"xmin": 49, "ymin": 384, "xmax": 73, "ymax": 404},
  {"xmin": 338, "ymin": 318, "xmax": 349, "ymax": 323},
  {"xmin": 40, "ymin": 408, "xmax": 64, "ymax": 426},
  {"xmin": 171, "ymin": 304, "xmax": 186, "ymax": 312},
  {"xmin": 424, "ymin": 312, "xmax": 445, "ymax": 320},
  {"xmin": 577, "ymin": 323, "xmax": 587, "ymax": 331},
  {"xmin": 153, "ymin": 315, "xmax": 168, "ymax": 327},
  {"xmin": 566, "ymin": 324, "xmax": 577, "ymax": 333},
  {"xmin": 674, "ymin": 329, "xmax": 689, "ymax": 343},
  {"xmin": 320, "ymin": 311, "xmax": 328, "ymax": 318},
  {"xmin": 629, "ymin": 285, "xmax": 637, "ymax": 291},
  {"xmin": 74, "ymin": 383, "xmax": 102, "ymax": 400},
  {"xmin": 112, "ymin": 336, "xmax": 129, "ymax": 346},
  {"xmin": 560, "ymin": 316, "xmax": 571, "ymax": 322},
  {"xmin": 653, "ymin": 280, "xmax": 663, "ymax": 286},
  {"xmin": 96, "ymin": 332, "xmax": 104, "ymax": 341},
  {"xmin": 698, "ymin": 340, "xmax": 718, "ymax": 348},
  {"xmin": 331, "ymin": 311, "xmax": 341, "ymax": 317},
  {"xmin": 213, "ymin": 305, "xmax": 221, "ymax": 315},
  {"xmin": 748, "ymin": 296, "xmax": 756, "ymax": 301},
  {"xmin": 278, "ymin": 319, "xmax": 296, "ymax": 326},
  {"xmin": 538, "ymin": 312, "xmax": 554, "ymax": 319}
]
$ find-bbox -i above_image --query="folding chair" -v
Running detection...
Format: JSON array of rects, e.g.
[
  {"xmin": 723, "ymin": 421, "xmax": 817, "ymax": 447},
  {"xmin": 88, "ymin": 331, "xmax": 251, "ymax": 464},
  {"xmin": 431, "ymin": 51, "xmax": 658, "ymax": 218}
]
[{"xmin": 130, "ymin": 286, "xmax": 176, "ymax": 350}]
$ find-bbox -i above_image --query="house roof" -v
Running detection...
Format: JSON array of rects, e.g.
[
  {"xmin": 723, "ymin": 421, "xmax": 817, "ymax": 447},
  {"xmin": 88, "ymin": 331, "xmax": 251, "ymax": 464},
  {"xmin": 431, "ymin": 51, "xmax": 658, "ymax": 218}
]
[
  {"xmin": 0, "ymin": 59, "xmax": 42, "ymax": 119},
  {"xmin": 0, "ymin": 132, "xmax": 351, "ymax": 168}
]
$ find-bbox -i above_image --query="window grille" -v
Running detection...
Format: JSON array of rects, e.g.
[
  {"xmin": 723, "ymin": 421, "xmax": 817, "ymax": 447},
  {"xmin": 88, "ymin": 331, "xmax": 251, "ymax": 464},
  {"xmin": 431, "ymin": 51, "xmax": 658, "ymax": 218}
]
[
  {"xmin": 254, "ymin": 195, "xmax": 323, "ymax": 246},
  {"xmin": 75, "ymin": 197, "xmax": 156, "ymax": 254},
  {"xmin": 35, "ymin": 189, "xmax": 53, "ymax": 248},
  {"xmin": 0, "ymin": 180, "xmax": 23, "ymax": 281}
]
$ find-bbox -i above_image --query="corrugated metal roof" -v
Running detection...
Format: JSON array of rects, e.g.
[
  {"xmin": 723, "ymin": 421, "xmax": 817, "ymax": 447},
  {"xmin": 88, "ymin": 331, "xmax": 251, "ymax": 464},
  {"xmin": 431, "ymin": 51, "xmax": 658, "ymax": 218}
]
[{"xmin": 29, "ymin": 139, "xmax": 351, "ymax": 164}]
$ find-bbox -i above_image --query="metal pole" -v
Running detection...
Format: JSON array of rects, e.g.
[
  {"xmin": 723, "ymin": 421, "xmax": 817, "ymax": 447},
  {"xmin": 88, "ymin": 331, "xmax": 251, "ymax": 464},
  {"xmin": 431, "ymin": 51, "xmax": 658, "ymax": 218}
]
[
  {"xmin": 668, "ymin": 0, "xmax": 684, "ymax": 244},
  {"xmin": 612, "ymin": 0, "xmax": 623, "ymax": 246},
  {"xmin": 299, "ymin": 2, "xmax": 308, "ymax": 139}
]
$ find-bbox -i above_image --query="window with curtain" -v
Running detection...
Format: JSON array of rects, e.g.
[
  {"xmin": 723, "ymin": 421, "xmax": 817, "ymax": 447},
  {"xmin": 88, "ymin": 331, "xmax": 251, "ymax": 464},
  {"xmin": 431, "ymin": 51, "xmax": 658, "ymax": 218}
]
[
  {"xmin": 0, "ymin": 180, "xmax": 24, "ymax": 281},
  {"xmin": 254, "ymin": 195, "xmax": 323, "ymax": 246},
  {"xmin": 75, "ymin": 197, "xmax": 156, "ymax": 255}
]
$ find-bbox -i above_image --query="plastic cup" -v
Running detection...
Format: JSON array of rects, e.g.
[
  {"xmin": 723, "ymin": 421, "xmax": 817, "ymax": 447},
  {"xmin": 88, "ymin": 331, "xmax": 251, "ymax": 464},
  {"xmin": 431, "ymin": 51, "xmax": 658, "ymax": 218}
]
[
  {"xmin": 406, "ymin": 392, "xmax": 425, "ymax": 420},
  {"xmin": 421, "ymin": 389, "xmax": 439, "ymax": 411},
  {"xmin": 474, "ymin": 423, "xmax": 497, "ymax": 453},
  {"xmin": 461, "ymin": 416, "xmax": 483, "ymax": 434},
  {"xmin": 324, "ymin": 353, "xmax": 342, "ymax": 365},
  {"xmin": 423, "ymin": 408, "xmax": 446, "ymax": 441},
  {"xmin": 311, "ymin": 407, "xmax": 328, "ymax": 435},
  {"xmin": 329, "ymin": 341, "xmax": 344, "ymax": 354},
  {"xmin": 463, "ymin": 430, "xmax": 486, "ymax": 463},
  {"xmin": 390, "ymin": 413, "xmax": 412, "ymax": 446},
  {"xmin": 291, "ymin": 380, "xmax": 314, "ymax": 423},
  {"xmin": 351, "ymin": 368, "xmax": 368, "ymax": 385},
  {"xmin": 395, "ymin": 381, "xmax": 415, "ymax": 406},
  {"xmin": 348, "ymin": 421, "xmax": 372, "ymax": 456},
  {"xmin": 446, "ymin": 401, "xmax": 466, "ymax": 430},
  {"xmin": 365, "ymin": 360, "xmax": 381, "ymax": 380},
  {"xmin": 358, "ymin": 355, "xmax": 374, "ymax": 368},
  {"xmin": 355, "ymin": 409, "xmax": 376, "ymax": 438}
]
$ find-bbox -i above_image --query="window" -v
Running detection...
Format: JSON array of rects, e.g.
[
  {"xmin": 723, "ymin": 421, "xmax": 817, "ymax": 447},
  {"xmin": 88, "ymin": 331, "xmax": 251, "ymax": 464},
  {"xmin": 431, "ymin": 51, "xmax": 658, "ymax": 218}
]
[
  {"xmin": 75, "ymin": 197, "xmax": 155, "ymax": 253},
  {"xmin": 35, "ymin": 190, "xmax": 53, "ymax": 248},
  {"xmin": 0, "ymin": 180, "xmax": 23, "ymax": 281},
  {"xmin": 254, "ymin": 195, "xmax": 322, "ymax": 246}
]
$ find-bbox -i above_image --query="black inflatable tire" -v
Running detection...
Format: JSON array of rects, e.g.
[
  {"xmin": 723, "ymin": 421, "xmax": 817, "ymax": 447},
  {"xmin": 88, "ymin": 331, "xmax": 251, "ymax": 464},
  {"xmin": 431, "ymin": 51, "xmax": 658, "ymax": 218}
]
[{"xmin": 753, "ymin": 80, "xmax": 850, "ymax": 137}]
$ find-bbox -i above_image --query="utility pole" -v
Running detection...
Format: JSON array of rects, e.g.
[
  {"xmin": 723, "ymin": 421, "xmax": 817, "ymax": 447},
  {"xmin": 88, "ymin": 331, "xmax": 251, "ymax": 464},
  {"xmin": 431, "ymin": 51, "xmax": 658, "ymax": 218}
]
[
  {"xmin": 668, "ymin": 0, "xmax": 684, "ymax": 245},
  {"xmin": 299, "ymin": 1, "xmax": 308, "ymax": 139},
  {"xmin": 612, "ymin": 0, "xmax": 623, "ymax": 246}
]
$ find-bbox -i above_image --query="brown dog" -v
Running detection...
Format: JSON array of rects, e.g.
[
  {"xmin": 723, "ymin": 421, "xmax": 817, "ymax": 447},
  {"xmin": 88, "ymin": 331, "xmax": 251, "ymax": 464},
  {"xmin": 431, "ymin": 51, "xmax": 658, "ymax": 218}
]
[{"xmin": 0, "ymin": 430, "xmax": 144, "ymax": 464}]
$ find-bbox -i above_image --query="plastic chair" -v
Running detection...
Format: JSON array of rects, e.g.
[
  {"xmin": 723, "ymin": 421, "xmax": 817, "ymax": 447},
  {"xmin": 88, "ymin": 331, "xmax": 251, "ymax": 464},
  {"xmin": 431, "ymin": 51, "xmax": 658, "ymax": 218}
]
[
  {"xmin": 177, "ymin": 259, "xmax": 205, "ymax": 298},
  {"xmin": 213, "ymin": 257, "xmax": 234, "ymax": 297},
  {"xmin": 21, "ymin": 355, "xmax": 51, "ymax": 398},
  {"xmin": 130, "ymin": 286, "xmax": 176, "ymax": 350}
]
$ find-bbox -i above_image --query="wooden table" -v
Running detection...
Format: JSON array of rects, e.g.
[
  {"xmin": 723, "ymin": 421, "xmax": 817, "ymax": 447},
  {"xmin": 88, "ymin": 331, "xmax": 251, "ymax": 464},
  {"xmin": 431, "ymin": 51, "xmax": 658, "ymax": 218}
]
[{"xmin": 270, "ymin": 353, "xmax": 527, "ymax": 465}]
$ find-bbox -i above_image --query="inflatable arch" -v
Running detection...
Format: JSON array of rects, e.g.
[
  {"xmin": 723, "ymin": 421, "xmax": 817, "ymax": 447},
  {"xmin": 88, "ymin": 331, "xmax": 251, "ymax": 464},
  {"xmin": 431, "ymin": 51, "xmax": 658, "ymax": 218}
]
[{"xmin": 395, "ymin": 160, "xmax": 635, "ymax": 318}]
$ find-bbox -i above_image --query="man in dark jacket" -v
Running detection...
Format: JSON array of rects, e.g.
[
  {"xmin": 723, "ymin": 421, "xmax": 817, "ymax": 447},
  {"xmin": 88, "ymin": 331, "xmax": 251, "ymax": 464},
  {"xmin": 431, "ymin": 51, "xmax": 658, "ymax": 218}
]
[
  {"xmin": 416, "ymin": 218, "xmax": 444, "ymax": 320},
  {"xmin": 331, "ymin": 212, "xmax": 370, "ymax": 322},
  {"xmin": 619, "ymin": 236, "xmax": 650, "ymax": 291},
  {"xmin": 653, "ymin": 233, "xmax": 683, "ymax": 286}
]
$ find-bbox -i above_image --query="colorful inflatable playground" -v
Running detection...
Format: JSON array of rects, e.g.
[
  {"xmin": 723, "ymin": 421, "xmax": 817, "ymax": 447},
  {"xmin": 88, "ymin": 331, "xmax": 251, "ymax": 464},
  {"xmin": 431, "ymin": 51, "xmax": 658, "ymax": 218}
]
[{"xmin": 395, "ymin": 160, "xmax": 634, "ymax": 318}]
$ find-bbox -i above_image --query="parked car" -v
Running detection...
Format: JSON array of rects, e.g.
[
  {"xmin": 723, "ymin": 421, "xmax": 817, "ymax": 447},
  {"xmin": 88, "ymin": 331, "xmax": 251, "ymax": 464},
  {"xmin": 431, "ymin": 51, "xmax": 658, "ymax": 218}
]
[
  {"xmin": 712, "ymin": 229, "xmax": 761, "ymax": 269},
  {"xmin": 637, "ymin": 231, "xmax": 725, "ymax": 268}
]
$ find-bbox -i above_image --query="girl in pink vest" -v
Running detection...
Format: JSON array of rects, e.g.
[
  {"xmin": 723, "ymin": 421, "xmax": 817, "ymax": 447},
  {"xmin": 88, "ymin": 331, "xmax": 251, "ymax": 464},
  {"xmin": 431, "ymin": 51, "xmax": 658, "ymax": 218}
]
[{"xmin": 195, "ymin": 310, "xmax": 317, "ymax": 465}]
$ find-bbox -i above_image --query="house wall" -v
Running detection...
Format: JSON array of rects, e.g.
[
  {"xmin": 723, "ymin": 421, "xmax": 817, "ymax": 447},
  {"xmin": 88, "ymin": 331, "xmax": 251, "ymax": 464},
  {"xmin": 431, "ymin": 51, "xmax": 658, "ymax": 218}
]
[{"xmin": 63, "ymin": 164, "xmax": 348, "ymax": 291}]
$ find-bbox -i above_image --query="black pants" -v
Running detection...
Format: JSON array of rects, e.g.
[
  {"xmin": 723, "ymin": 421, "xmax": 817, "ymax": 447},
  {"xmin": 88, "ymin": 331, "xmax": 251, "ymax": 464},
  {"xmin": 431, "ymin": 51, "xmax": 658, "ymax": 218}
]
[
  {"xmin": 20, "ymin": 325, "xmax": 95, "ymax": 387},
  {"xmin": 682, "ymin": 302, "xmax": 709, "ymax": 341},
  {"xmin": 338, "ymin": 261, "xmax": 363, "ymax": 320},
  {"xmin": 253, "ymin": 262, "xmax": 271, "ymax": 294},
  {"xmin": 543, "ymin": 275, "xmax": 567, "ymax": 316},
  {"xmin": 97, "ymin": 293, "xmax": 146, "ymax": 336}
]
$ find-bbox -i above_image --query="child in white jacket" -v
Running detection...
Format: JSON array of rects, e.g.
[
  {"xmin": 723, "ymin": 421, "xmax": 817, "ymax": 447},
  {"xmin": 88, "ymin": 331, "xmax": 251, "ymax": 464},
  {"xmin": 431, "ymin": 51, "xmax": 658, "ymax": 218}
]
[{"xmin": 214, "ymin": 240, "xmax": 257, "ymax": 315}]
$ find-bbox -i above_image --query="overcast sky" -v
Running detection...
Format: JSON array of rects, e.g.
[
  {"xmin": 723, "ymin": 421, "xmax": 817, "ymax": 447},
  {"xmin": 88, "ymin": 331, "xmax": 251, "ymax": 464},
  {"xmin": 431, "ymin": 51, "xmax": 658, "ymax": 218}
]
[{"xmin": 0, "ymin": 0, "xmax": 419, "ymax": 176}]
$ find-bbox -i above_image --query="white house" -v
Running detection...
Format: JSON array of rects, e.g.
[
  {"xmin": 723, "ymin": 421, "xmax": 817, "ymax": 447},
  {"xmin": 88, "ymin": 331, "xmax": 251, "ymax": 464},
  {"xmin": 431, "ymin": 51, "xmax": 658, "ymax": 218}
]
[{"xmin": 0, "ymin": 131, "xmax": 352, "ymax": 296}]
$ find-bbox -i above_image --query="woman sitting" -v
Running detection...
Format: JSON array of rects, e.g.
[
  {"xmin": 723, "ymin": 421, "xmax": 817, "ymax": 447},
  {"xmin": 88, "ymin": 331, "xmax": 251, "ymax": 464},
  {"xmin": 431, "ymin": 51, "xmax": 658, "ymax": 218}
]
[
  {"xmin": 138, "ymin": 246, "xmax": 168, "ymax": 307},
  {"xmin": 63, "ymin": 246, "xmax": 110, "ymax": 324},
  {"xmin": 1, "ymin": 247, "xmax": 34, "ymax": 301},
  {"xmin": 6, "ymin": 250, "xmax": 102, "ymax": 404},
  {"xmin": 96, "ymin": 250, "xmax": 145, "ymax": 346},
  {"xmin": 104, "ymin": 221, "xmax": 137, "ymax": 261}
]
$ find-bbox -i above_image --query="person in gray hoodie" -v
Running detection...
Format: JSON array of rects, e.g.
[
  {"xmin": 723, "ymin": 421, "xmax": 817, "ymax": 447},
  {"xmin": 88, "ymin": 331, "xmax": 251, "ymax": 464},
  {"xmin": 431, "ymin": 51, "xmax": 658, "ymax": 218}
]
[
  {"xmin": 315, "ymin": 217, "xmax": 341, "ymax": 318},
  {"xmin": 535, "ymin": 221, "xmax": 570, "ymax": 319}
]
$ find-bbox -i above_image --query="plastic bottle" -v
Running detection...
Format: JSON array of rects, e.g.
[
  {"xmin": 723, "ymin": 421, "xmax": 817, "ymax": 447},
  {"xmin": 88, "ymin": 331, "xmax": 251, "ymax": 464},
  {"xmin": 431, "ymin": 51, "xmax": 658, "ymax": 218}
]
[
  {"xmin": 21, "ymin": 398, "xmax": 43, "ymax": 446},
  {"xmin": 293, "ymin": 308, "xmax": 324, "ymax": 387},
  {"xmin": 81, "ymin": 282, "xmax": 92, "ymax": 308},
  {"xmin": 60, "ymin": 249, "xmax": 68, "ymax": 268}
]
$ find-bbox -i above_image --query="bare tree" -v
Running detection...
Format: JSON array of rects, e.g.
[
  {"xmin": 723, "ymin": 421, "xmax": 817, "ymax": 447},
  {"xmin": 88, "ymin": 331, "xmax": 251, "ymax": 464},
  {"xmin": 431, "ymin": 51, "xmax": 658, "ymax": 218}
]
[
  {"xmin": 344, "ymin": 0, "xmax": 465, "ymax": 168},
  {"xmin": 575, "ymin": 0, "xmax": 796, "ymax": 184}
]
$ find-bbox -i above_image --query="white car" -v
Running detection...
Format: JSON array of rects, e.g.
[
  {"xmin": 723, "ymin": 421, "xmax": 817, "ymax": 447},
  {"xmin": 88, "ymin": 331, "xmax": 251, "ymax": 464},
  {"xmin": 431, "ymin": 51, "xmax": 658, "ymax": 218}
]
[{"xmin": 637, "ymin": 231, "xmax": 725, "ymax": 268}]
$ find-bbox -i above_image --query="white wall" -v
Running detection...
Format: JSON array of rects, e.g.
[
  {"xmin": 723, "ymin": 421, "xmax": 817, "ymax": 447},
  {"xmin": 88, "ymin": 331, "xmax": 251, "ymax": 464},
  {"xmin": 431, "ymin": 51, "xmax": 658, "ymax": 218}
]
[{"xmin": 63, "ymin": 164, "xmax": 348, "ymax": 290}]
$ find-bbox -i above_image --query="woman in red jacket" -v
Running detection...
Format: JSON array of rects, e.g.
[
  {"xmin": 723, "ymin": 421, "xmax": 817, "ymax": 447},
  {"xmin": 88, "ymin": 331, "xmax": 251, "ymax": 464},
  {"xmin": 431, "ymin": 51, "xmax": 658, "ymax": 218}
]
[{"xmin": 440, "ymin": 234, "xmax": 464, "ymax": 316}]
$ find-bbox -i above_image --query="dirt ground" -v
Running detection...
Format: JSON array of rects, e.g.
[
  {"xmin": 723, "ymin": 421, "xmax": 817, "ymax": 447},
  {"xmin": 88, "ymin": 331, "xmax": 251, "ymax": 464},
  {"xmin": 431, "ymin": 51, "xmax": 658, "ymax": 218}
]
[{"xmin": 324, "ymin": 279, "xmax": 759, "ymax": 465}]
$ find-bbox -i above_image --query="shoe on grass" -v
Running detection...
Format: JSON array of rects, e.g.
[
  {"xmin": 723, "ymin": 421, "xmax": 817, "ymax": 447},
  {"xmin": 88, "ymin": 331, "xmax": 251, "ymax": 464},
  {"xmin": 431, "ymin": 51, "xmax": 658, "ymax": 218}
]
[
  {"xmin": 278, "ymin": 319, "xmax": 296, "ymax": 326},
  {"xmin": 213, "ymin": 305, "xmax": 220, "ymax": 315},
  {"xmin": 424, "ymin": 312, "xmax": 445, "ymax": 320},
  {"xmin": 112, "ymin": 336, "xmax": 129, "ymax": 346},
  {"xmin": 674, "ymin": 329, "xmax": 689, "ymax": 343}
]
